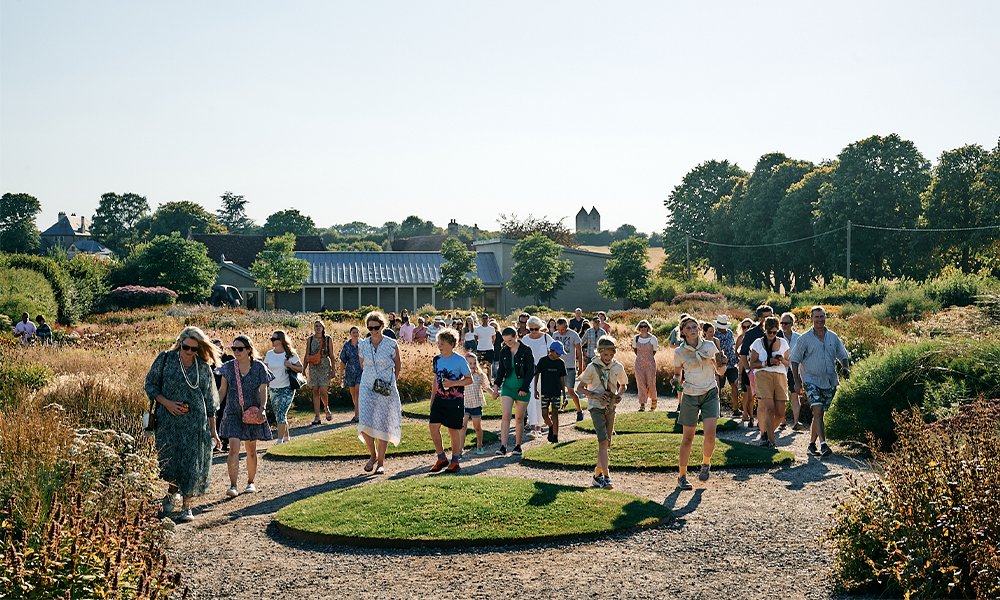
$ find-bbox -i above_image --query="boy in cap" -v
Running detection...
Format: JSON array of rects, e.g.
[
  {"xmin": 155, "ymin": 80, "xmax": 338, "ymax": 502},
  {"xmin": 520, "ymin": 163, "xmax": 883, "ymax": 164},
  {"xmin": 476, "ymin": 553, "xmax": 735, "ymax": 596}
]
[
  {"xmin": 576, "ymin": 337, "xmax": 628, "ymax": 489},
  {"xmin": 533, "ymin": 340, "xmax": 568, "ymax": 443}
]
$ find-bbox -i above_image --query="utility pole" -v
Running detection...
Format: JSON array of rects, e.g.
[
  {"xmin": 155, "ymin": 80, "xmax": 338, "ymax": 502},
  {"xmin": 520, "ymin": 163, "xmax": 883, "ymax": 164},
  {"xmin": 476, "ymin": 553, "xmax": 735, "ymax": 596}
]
[
  {"xmin": 685, "ymin": 235, "xmax": 691, "ymax": 281},
  {"xmin": 846, "ymin": 220, "xmax": 851, "ymax": 284}
]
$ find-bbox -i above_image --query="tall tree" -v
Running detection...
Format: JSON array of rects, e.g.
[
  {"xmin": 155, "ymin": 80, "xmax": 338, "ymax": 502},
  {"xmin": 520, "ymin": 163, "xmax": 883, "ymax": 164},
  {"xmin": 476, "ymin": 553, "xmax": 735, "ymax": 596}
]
[
  {"xmin": 664, "ymin": 159, "xmax": 746, "ymax": 240},
  {"xmin": 0, "ymin": 193, "xmax": 41, "ymax": 254},
  {"xmin": 147, "ymin": 201, "xmax": 227, "ymax": 239},
  {"xmin": 599, "ymin": 236, "xmax": 651, "ymax": 305},
  {"xmin": 814, "ymin": 134, "xmax": 931, "ymax": 281},
  {"xmin": 397, "ymin": 215, "xmax": 437, "ymax": 238},
  {"xmin": 262, "ymin": 209, "xmax": 317, "ymax": 237},
  {"xmin": 434, "ymin": 237, "xmax": 484, "ymax": 301},
  {"xmin": 498, "ymin": 214, "xmax": 577, "ymax": 247},
  {"xmin": 773, "ymin": 165, "xmax": 836, "ymax": 286},
  {"xmin": 118, "ymin": 234, "xmax": 218, "ymax": 301},
  {"xmin": 752, "ymin": 157, "xmax": 816, "ymax": 292},
  {"xmin": 250, "ymin": 233, "xmax": 311, "ymax": 295},
  {"xmin": 216, "ymin": 191, "xmax": 259, "ymax": 234},
  {"xmin": 90, "ymin": 192, "xmax": 150, "ymax": 254},
  {"xmin": 508, "ymin": 233, "xmax": 574, "ymax": 306},
  {"xmin": 919, "ymin": 144, "xmax": 999, "ymax": 274}
]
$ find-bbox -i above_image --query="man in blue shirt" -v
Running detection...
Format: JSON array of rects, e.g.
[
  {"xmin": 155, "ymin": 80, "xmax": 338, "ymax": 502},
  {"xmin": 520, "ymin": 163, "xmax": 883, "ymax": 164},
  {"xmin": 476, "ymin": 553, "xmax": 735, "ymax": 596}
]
[{"xmin": 790, "ymin": 306, "xmax": 850, "ymax": 458}]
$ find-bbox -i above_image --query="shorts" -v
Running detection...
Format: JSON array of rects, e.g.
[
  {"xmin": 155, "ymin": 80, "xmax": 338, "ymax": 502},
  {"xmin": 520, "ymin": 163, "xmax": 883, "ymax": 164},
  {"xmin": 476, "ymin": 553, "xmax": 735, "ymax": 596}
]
[
  {"xmin": 786, "ymin": 370, "xmax": 796, "ymax": 394},
  {"xmin": 739, "ymin": 369, "xmax": 751, "ymax": 392},
  {"xmin": 464, "ymin": 340, "xmax": 477, "ymax": 351},
  {"xmin": 754, "ymin": 370, "xmax": 788, "ymax": 401},
  {"xmin": 540, "ymin": 396, "xmax": 561, "ymax": 411},
  {"xmin": 477, "ymin": 349, "xmax": 495, "ymax": 364},
  {"xmin": 721, "ymin": 367, "xmax": 738, "ymax": 385},
  {"xmin": 803, "ymin": 383, "xmax": 836, "ymax": 412},
  {"xmin": 429, "ymin": 396, "xmax": 465, "ymax": 430},
  {"xmin": 464, "ymin": 406, "xmax": 483, "ymax": 418},
  {"xmin": 677, "ymin": 388, "xmax": 721, "ymax": 427},
  {"xmin": 564, "ymin": 367, "xmax": 576, "ymax": 389},
  {"xmin": 589, "ymin": 404, "xmax": 616, "ymax": 442}
]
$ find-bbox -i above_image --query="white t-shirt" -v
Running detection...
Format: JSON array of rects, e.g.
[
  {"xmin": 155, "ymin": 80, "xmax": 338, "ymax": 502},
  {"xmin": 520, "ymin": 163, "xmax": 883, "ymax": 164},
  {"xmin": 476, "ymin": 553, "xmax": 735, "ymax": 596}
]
[
  {"xmin": 632, "ymin": 334, "xmax": 658, "ymax": 350},
  {"xmin": 749, "ymin": 337, "xmax": 789, "ymax": 374},
  {"xmin": 264, "ymin": 349, "xmax": 302, "ymax": 388},
  {"xmin": 521, "ymin": 333, "xmax": 553, "ymax": 365},
  {"xmin": 474, "ymin": 325, "xmax": 496, "ymax": 351}
]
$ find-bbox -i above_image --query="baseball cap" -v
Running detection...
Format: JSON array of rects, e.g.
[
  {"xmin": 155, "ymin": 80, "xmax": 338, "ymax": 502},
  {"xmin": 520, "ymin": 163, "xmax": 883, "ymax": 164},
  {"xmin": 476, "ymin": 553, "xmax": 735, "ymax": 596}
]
[{"xmin": 548, "ymin": 341, "xmax": 565, "ymax": 355}]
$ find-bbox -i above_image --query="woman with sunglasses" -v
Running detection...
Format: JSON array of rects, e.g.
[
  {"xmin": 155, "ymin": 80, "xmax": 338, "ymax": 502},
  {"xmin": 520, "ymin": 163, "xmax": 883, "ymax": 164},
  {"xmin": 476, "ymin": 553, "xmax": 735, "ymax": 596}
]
[
  {"xmin": 264, "ymin": 330, "xmax": 304, "ymax": 444},
  {"xmin": 521, "ymin": 316, "xmax": 554, "ymax": 440},
  {"xmin": 338, "ymin": 326, "xmax": 363, "ymax": 423},
  {"xmin": 492, "ymin": 326, "xmax": 535, "ymax": 455},
  {"xmin": 144, "ymin": 326, "xmax": 221, "ymax": 522},
  {"xmin": 357, "ymin": 311, "xmax": 402, "ymax": 474},
  {"xmin": 303, "ymin": 320, "xmax": 335, "ymax": 425},
  {"xmin": 748, "ymin": 317, "xmax": 790, "ymax": 448},
  {"xmin": 218, "ymin": 335, "xmax": 273, "ymax": 497}
]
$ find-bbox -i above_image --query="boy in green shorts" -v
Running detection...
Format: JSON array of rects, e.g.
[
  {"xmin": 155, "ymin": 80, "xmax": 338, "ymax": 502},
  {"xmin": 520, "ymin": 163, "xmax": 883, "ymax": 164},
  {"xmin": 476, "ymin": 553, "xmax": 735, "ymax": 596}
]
[{"xmin": 576, "ymin": 337, "xmax": 628, "ymax": 489}]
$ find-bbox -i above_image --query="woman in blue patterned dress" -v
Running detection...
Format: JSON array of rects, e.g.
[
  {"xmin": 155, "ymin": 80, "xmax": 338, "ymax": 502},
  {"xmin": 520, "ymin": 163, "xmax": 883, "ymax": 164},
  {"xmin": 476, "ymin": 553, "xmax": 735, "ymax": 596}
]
[
  {"xmin": 357, "ymin": 311, "xmax": 402, "ymax": 475},
  {"xmin": 338, "ymin": 326, "xmax": 363, "ymax": 423},
  {"xmin": 218, "ymin": 335, "xmax": 273, "ymax": 497}
]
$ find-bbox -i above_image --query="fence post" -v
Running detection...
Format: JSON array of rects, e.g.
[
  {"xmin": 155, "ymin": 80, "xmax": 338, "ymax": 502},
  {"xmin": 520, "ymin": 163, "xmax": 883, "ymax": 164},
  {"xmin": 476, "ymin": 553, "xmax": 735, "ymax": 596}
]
[
  {"xmin": 846, "ymin": 220, "xmax": 851, "ymax": 284},
  {"xmin": 685, "ymin": 235, "xmax": 691, "ymax": 281}
]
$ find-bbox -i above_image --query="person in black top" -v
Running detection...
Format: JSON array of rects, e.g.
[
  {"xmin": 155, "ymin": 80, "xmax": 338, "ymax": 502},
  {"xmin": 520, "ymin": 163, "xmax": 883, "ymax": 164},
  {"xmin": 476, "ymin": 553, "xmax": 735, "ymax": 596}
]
[
  {"xmin": 534, "ymin": 341, "xmax": 567, "ymax": 443},
  {"xmin": 569, "ymin": 308, "xmax": 585, "ymax": 333},
  {"xmin": 492, "ymin": 327, "xmax": 535, "ymax": 456},
  {"xmin": 738, "ymin": 304, "xmax": 774, "ymax": 436},
  {"xmin": 211, "ymin": 339, "xmax": 235, "ymax": 452}
]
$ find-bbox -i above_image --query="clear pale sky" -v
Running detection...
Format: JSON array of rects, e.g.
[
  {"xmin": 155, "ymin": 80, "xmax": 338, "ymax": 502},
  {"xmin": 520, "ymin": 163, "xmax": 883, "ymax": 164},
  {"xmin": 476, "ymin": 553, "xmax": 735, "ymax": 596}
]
[{"xmin": 2, "ymin": 1, "xmax": 998, "ymax": 235}]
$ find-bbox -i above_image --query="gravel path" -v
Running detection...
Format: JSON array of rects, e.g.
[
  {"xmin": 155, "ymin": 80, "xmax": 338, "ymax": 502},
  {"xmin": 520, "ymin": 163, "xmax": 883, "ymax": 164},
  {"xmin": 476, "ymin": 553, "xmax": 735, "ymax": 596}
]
[{"xmin": 166, "ymin": 393, "xmax": 863, "ymax": 599}]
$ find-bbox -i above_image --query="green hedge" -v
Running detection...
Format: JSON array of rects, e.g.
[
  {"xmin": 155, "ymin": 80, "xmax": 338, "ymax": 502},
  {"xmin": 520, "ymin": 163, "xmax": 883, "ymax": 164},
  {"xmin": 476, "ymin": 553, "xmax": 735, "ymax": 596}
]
[
  {"xmin": 0, "ymin": 254, "xmax": 77, "ymax": 324},
  {"xmin": 827, "ymin": 340, "xmax": 1000, "ymax": 447}
]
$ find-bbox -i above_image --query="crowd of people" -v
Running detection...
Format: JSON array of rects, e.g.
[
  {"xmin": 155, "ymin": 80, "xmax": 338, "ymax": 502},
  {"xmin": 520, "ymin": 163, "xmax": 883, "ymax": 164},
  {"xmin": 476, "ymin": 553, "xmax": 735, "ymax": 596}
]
[{"xmin": 144, "ymin": 304, "xmax": 849, "ymax": 520}]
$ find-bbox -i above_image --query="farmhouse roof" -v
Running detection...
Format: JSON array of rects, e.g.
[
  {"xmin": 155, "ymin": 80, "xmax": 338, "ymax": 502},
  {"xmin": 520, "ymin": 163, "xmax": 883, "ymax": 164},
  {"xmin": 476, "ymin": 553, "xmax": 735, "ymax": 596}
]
[
  {"xmin": 68, "ymin": 240, "xmax": 113, "ymax": 254},
  {"xmin": 191, "ymin": 234, "xmax": 326, "ymax": 268},
  {"xmin": 294, "ymin": 251, "xmax": 503, "ymax": 286},
  {"xmin": 389, "ymin": 235, "xmax": 473, "ymax": 252},
  {"xmin": 41, "ymin": 213, "xmax": 91, "ymax": 237}
]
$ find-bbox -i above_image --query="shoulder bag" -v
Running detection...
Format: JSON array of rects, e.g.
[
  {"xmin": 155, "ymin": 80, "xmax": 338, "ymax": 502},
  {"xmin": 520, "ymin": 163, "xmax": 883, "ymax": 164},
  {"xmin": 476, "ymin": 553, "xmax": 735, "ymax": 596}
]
[
  {"xmin": 371, "ymin": 341, "xmax": 392, "ymax": 396},
  {"xmin": 142, "ymin": 352, "xmax": 167, "ymax": 433},
  {"xmin": 287, "ymin": 356, "xmax": 306, "ymax": 390},
  {"xmin": 236, "ymin": 362, "xmax": 267, "ymax": 425},
  {"xmin": 305, "ymin": 335, "xmax": 325, "ymax": 366}
]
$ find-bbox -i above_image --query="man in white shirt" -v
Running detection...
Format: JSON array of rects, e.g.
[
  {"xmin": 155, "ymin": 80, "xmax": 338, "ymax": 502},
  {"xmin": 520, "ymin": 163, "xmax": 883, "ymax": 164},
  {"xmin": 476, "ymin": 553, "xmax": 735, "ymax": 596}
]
[
  {"xmin": 473, "ymin": 320, "xmax": 497, "ymax": 378},
  {"xmin": 14, "ymin": 313, "xmax": 36, "ymax": 345},
  {"xmin": 426, "ymin": 316, "xmax": 444, "ymax": 344}
]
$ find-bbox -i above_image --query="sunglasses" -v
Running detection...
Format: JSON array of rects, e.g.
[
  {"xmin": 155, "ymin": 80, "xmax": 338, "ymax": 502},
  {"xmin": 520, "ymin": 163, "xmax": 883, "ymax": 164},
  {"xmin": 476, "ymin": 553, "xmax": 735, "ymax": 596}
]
[
  {"xmin": 231, "ymin": 346, "xmax": 247, "ymax": 352},
  {"xmin": 780, "ymin": 321, "xmax": 792, "ymax": 325},
  {"xmin": 529, "ymin": 327, "xmax": 540, "ymax": 331},
  {"xmin": 181, "ymin": 343, "xmax": 199, "ymax": 352},
  {"xmin": 368, "ymin": 325, "xmax": 381, "ymax": 331},
  {"xmin": 741, "ymin": 325, "xmax": 751, "ymax": 329},
  {"xmin": 766, "ymin": 330, "xmax": 778, "ymax": 335},
  {"xmin": 639, "ymin": 325, "xmax": 649, "ymax": 329},
  {"xmin": 271, "ymin": 336, "xmax": 281, "ymax": 341}
]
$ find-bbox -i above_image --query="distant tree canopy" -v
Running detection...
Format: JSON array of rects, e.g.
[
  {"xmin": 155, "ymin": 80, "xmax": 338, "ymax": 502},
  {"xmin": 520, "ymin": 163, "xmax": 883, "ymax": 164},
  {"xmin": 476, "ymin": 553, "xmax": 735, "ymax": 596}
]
[
  {"xmin": 498, "ymin": 214, "xmax": 577, "ymax": 248},
  {"xmin": 262, "ymin": 209, "xmax": 317, "ymax": 237},
  {"xmin": 435, "ymin": 237, "xmax": 484, "ymax": 301},
  {"xmin": 663, "ymin": 134, "xmax": 1000, "ymax": 286},
  {"xmin": 250, "ymin": 233, "xmax": 310, "ymax": 294},
  {"xmin": 397, "ymin": 215, "xmax": 437, "ymax": 238},
  {"xmin": 576, "ymin": 224, "xmax": 652, "ymax": 247},
  {"xmin": 599, "ymin": 236, "xmax": 651, "ymax": 304},
  {"xmin": 148, "ymin": 201, "xmax": 227, "ymax": 239},
  {"xmin": 216, "ymin": 191, "xmax": 260, "ymax": 234},
  {"xmin": 116, "ymin": 234, "xmax": 218, "ymax": 302},
  {"xmin": 91, "ymin": 192, "xmax": 150, "ymax": 255},
  {"xmin": 508, "ymin": 233, "xmax": 574, "ymax": 305},
  {"xmin": 0, "ymin": 192, "xmax": 41, "ymax": 254}
]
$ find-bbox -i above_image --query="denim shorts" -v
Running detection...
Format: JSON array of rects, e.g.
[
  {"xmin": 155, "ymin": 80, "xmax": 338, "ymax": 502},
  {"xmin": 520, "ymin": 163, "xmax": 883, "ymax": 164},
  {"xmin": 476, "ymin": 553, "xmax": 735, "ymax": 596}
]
[{"xmin": 464, "ymin": 406, "xmax": 483, "ymax": 418}]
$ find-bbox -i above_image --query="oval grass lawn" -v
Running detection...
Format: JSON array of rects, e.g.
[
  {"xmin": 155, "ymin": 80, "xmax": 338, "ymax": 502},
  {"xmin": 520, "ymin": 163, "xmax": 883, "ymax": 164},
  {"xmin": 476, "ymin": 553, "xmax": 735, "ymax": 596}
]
[
  {"xmin": 267, "ymin": 423, "xmax": 498, "ymax": 460},
  {"xmin": 402, "ymin": 397, "xmax": 575, "ymax": 419},
  {"xmin": 522, "ymin": 433, "xmax": 794, "ymax": 471},
  {"xmin": 274, "ymin": 476, "xmax": 670, "ymax": 547},
  {"xmin": 575, "ymin": 411, "xmax": 739, "ymax": 435}
]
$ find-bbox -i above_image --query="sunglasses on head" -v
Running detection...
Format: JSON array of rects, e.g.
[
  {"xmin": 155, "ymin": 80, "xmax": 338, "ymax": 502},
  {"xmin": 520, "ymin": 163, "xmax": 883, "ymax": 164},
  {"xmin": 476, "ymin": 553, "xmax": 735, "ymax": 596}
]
[{"xmin": 181, "ymin": 343, "xmax": 198, "ymax": 352}]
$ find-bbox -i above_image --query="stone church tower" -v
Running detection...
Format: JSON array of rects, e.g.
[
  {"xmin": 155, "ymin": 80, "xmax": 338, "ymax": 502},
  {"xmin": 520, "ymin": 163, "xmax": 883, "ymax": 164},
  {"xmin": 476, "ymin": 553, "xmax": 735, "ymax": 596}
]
[{"xmin": 575, "ymin": 206, "xmax": 601, "ymax": 232}]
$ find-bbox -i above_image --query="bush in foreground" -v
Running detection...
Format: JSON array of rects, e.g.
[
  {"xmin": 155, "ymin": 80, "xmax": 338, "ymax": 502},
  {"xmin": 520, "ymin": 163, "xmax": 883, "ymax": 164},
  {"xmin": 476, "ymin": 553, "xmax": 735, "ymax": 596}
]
[{"xmin": 825, "ymin": 403, "xmax": 1000, "ymax": 598}]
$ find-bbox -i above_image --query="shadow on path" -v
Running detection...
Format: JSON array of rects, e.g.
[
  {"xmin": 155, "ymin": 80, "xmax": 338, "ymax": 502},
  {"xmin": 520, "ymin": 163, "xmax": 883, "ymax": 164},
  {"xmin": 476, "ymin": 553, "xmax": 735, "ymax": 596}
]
[{"xmin": 662, "ymin": 488, "xmax": 704, "ymax": 529}]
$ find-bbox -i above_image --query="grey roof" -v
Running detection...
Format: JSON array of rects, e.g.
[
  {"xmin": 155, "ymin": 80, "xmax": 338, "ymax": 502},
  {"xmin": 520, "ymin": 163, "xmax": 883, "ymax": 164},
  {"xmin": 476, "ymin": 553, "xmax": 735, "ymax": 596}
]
[
  {"xmin": 220, "ymin": 260, "xmax": 254, "ymax": 279},
  {"xmin": 41, "ymin": 215, "xmax": 90, "ymax": 237},
  {"xmin": 294, "ymin": 252, "xmax": 503, "ymax": 286},
  {"xmin": 69, "ymin": 240, "xmax": 112, "ymax": 254}
]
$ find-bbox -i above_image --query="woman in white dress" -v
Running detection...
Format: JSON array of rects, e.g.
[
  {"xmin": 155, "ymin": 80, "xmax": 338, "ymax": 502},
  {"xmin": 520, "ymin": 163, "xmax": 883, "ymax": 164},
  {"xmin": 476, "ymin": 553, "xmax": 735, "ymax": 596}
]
[
  {"xmin": 357, "ymin": 311, "xmax": 402, "ymax": 475},
  {"xmin": 521, "ymin": 316, "xmax": 555, "ymax": 439}
]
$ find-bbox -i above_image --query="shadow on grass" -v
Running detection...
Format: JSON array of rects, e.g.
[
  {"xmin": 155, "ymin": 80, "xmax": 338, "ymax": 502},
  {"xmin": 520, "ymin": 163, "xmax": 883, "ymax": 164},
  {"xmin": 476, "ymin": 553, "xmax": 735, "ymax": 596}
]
[
  {"xmin": 200, "ymin": 473, "xmax": 372, "ymax": 524},
  {"xmin": 526, "ymin": 480, "xmax": 578, "ymax": 507},
  {"xmin": 612, "ymin": 498, "xmax": 671, "ymax": 531}
]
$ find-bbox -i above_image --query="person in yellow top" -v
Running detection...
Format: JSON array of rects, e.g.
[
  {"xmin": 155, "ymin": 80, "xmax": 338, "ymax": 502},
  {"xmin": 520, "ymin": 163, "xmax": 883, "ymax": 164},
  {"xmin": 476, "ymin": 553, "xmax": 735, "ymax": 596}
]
[
  {"xmin": 672, "ymin": 316, "xmax": 728, "ymax": 490},
  {"xmin": 576, "ymin": 337, "xmax": 628, "ymax": 490}
]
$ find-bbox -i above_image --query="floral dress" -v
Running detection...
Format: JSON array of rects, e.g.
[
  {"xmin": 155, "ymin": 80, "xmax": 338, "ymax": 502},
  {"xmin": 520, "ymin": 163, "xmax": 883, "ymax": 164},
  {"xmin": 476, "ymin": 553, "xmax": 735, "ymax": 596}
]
[
  {"xmin": 339, "ymin": 339, "xmax": 362, "ymax": 387},
  {"xmin": 306, "ymin": 335, "xmax": 334, "ymax": 387},
  {"xmin": 357, "ymin": 337, "xmax": 402, "ymax": 446},
  {"xmin": 219, "ymin": 360, "xmax": 274, "ymax": 442},
  {"xmin": 145, "ymin": 350, "xmax": 220, "ymax": 497}
]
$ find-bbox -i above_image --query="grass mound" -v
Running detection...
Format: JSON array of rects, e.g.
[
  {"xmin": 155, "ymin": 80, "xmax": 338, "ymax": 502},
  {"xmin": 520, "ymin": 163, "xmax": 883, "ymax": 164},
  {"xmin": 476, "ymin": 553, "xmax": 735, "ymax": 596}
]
[
  {"xmin": 522, "ymin": 433, "xmax": 793, "ymax": 471},
  {"xmin": 267, "ymin": 423, "xmax": 498, "ymax": 460},
  {"xmin": 575, "ymin": 411, "xmax": 738, "ymax": 435},
  {"xmin": 402, "ymin": 396, "xmax": 575, "ymax": 419},
  {"xmin": 274, "ymin": 476, "xmax": 670, "ymax": 547}
]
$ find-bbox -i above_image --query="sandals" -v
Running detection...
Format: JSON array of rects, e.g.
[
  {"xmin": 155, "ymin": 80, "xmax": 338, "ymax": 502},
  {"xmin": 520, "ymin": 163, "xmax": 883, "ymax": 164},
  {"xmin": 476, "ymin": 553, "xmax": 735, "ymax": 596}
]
[
  {"xmin": 374, "ymin": 465, "xmax": 385, "ymax": 475},
  {"xmin": 364, "ymin": 459, "xmax": 374, "ymax": 473},
  {"xmin": 638, "ymin": 405, "xmax": 646, "ymax": 412},
  {"xmin": 311, "ymin": 418, "xmax": 321, "ymax": 425},
  {"xmin": 325, "ymin": 410, "xmax": 333, "ymax": 422}
]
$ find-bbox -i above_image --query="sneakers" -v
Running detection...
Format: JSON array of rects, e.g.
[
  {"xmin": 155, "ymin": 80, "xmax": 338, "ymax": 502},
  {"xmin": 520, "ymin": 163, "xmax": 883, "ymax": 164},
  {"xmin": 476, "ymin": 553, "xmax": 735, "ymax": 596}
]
[
  {"xmin": 758, "ymin": 436, "xmax": 770, "ymax": 447},
  {"xmin": 476, "ymin": 447, "xmax": 485, "ymax": 455},
  {"xmin": 592, "ymin": 474, "xmax": 606, "ymax": 488},
  {"xmin": 526, "ymin": 430, "xmax": 540, "ymax": 440},
  {"xmin": 162, "ymin": 493, "xmax": 181, "ymax": 514},
  {"xmin": 792, "ymin": 422, "xmax": 806, "ymax": 431},
  {"xmin": 576, "ymin": 411, "xmax": 584, "ymax": 422},
  {"xmin": 445, "ymin": 462, "xmax": 461, "ymax": 473},
  {"xmin": 495, "ymin": 445, "xmax": 507, "ymax": 456},
  {"xmin": 807, "ymin": 442, "xmax": 820, "ymax": 456},
  {"xmin": 677, "ymin": 475, "xmax": 693, "ymax": 491},
  {"xmin": 698, "ymin": 464, "xmax": 711, "ymax": 481},
  {"xmin": 778, "ymin": 422, "xmax": 787, "ymax": 431},
  {"xmin": 244, "ymin": 483, "xmax": 257, "ymax": 494},
  {"xmin": 178, "ymin": 509, "xmax": 195, "ymax": 523},
  {"xmin": 430, "ymin": 458, "xmax": 449, "ymax": 472},
  {"xmin": 820, "ymin": 442, "xmax": 833, "ymax": 457},
  {"xmin": 511, "ymin": 445, "xmax": 522, "ymax": 456},
  {"xmin": 226, "ymin": 486, "xmax": 239, "ymax": 498},
  {"xmin": 602, "ymin": 475, "xmax": 614, "ymax": 490}
]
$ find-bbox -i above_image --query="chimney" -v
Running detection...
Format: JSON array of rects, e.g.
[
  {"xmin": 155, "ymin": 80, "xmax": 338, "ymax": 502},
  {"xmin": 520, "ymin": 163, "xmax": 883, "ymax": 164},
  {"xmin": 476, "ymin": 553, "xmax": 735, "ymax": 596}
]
[
  {"xmin": 387, "ymin": 223, "xmax": 395, "ymax": 245},
  {"xmin": 448, "ymin": 219, "xmax": 458, "ymax": 238},
  {"xmin": 58, "ymin": 211, "xmax": 67, "ymax": 221},
  {"xmin": 473, "ymin": 224, "xmax": 479, "ymax": 242}
]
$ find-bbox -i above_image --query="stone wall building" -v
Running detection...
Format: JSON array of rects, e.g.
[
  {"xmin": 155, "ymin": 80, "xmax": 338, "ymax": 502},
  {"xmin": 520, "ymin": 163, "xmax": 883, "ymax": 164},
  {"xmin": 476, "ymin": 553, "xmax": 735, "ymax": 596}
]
[
  {"xmin": 575, "ymin": 206, "xmax": 601, "ymax": 232},
  {"xmin": 39, "ymin": 212, "xmax": 91, "ymax": 252}
]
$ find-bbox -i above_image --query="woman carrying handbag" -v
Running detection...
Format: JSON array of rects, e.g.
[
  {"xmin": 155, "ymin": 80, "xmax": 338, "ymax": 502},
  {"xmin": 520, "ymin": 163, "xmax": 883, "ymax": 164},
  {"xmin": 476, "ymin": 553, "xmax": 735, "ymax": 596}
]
[
  {"xmin": 303, "ymin": 320, "xmax": 334, "ymax": 424},
  {"xmin": 218, "ymin": 335, "xmax": 273, "ymax": 497},
  {"xmin": 356, "ymin": 311, "xmax": 402, "ymax": 475}
]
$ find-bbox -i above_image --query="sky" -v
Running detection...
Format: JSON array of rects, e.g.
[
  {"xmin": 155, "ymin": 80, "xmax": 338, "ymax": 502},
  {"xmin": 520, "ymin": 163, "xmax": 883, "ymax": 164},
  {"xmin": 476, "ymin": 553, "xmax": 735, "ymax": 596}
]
[{"xmin": 2, "ymin": 1, "xmax": 999, "ymax": 236}]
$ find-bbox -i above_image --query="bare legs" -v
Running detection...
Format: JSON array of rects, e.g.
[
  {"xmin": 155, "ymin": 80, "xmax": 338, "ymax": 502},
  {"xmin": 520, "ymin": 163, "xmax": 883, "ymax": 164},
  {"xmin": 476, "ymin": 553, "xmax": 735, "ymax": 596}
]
[
  {"xmin": 462, "ymin": 413, "xmax": 484, "ymax": 448},
  {"xmin": 499, "ymin": 395, "xmax": 527, "ymax": 448},
  {"xmin": 678, "ymin": 418, "xmax": 718, "ymax": 478},
  {"xmin": 362, "ymin": 431, "xmax": 388, "ymax": 467},
  {"xmin": 226, "ymin": 438, "xmax": 258, "ymax": 487},
  {"xmin": 349, "ymin": 385, "xmax": 360, "ymax": 420},
  {"xmin": 313, "ymin": 385, "xmax": 330, "ymax": 421}
]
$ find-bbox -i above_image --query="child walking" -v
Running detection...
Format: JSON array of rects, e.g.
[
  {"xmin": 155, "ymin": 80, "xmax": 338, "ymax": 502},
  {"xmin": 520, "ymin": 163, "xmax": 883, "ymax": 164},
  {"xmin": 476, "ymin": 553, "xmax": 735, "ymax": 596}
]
[
  {"xmin": 576, "ymin": 337, "xmax": 628, "ymax": 489},
  {"xmin": 533, "ymin": 341, "xmax": 567, "ymax": 443},
  {"xmin": 462, "ymin": 353, "xmax": 490, "ymax": 454},
  {"xmin": 429, "ymin": 329, "xmax": 473, "ymax": 473}
]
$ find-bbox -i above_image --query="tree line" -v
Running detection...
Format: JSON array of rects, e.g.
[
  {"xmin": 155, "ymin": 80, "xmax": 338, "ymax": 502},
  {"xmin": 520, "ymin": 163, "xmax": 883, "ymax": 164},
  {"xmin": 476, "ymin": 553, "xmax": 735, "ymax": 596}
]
[{"xmin": 662, "ymin": 134, "xmax": 1000, "ymax": 290}]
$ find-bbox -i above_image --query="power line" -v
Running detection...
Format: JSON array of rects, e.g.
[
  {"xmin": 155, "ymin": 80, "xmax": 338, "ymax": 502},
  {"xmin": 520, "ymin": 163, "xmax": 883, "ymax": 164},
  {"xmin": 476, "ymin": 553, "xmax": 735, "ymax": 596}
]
[
  {"xmin": 687, "ymin": 226, "xmax": 847, "ymax": 248},
  {"xmin": 853, "ymin": 223, "xmax": 1000, "ymax": 232}
]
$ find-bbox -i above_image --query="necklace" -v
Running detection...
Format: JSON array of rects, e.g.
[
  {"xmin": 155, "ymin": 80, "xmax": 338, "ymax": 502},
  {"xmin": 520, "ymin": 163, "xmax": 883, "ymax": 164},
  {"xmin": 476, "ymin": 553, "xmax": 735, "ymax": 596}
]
[{"xmin": 178, "ymin": 351, "xmax": 200, "ymax": 390}]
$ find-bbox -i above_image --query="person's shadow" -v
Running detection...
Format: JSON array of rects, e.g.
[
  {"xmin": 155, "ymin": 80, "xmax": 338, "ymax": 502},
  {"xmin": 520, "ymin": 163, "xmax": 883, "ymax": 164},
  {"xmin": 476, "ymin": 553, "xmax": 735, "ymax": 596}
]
[
  {"xmin": 662, "ymin": 487, "xmax": 705, "ymax": 529},
  {"xmin": 769, "ymin": 456, "xmax": 842, "ymax": 490}
]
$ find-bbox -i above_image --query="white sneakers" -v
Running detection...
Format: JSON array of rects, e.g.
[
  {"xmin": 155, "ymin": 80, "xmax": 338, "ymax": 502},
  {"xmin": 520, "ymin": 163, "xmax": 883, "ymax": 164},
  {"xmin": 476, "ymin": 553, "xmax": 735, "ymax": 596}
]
[
  {"xmin": 226, "ymin": 486, "xmax": 239, "ymax": 497},
  {"xmin": 178, "ymin": 509, "xmax": 195, "ymax": 522},
  {"xmin": 244, "ymin": 483, "xmax": 257, "ymax": 494}
]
